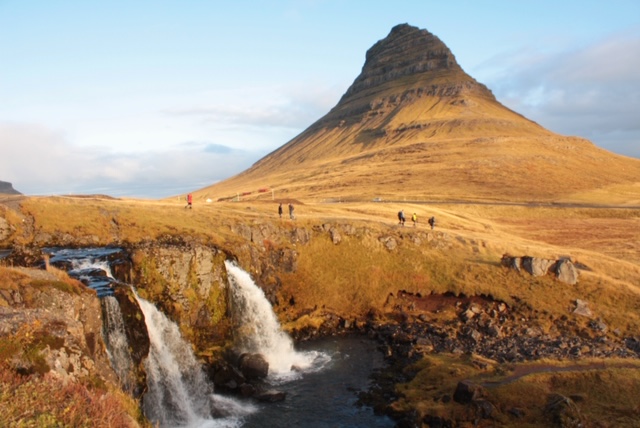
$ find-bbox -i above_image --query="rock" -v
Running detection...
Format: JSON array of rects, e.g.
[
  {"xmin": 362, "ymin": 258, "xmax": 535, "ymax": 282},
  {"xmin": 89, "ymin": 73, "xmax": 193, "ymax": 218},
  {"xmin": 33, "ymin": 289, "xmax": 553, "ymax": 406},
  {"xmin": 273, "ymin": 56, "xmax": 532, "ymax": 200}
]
[
  {"xmin": 329, "ymin": 227, "xmax": 342, "ymax": 244},
  {"xmin": 474, "ymin": 399, "xmax": 497, "ymax": 419},
  {"xmin": 502, "ymin": 254, "xmax": 578, "ymax": 284},
  {"xmin": 422, "ymin": 415, "xmax": 453, "ymax": 428},
  {"xmin": 238, "ymin": 353, "xmax": 269, "ymax": 380},
  {"xmin": 453, "ymin": 380, "xmax": 484, "ymax": 404},
  {"xmin": 256, "ymin": 389, "xmax": 287, "ymax": 402},
  {"xmin": 589, "ymin": 319, "xmax": 608, "ymax": 333},
  {"xmin": 501, "ymin": 254, "xmax": 521, "ymax": 271},
  {"xmin": 544, "ymin": 393, "xmax": 586, "ymax": 427},
  {"xmin": 555, "ymin": 259, "xmax": 578, "ymax": 285},
  {"xmin": 290, "ymin": 227, "xmax": 310, "ymax": 245},
  {"xmin": 508, "ymin": 407, "xmax": 526, "ymax": 418},
  {"xmin": 460, "ymin": 309, "xmax": 476, "ymax": 322},
  {"xmin": 573, "ymin": 299, "xmax": 593, "ymax": 318},
  {"xmin": 379, "ymin": 236, "xmax": 398, "ymax": 251},
  {"xmin": 521, "ymin": 256, "xmax": 554, "ymax": 276},
  {"xmin": 239, "ymin": 383, "xmax": 257, "ymax": 397},
  {"xmin": 486, "ymin": 325, "xmax": 502, "ymax": 338},
  {"xmin": 211, "ymin": 361, "xmax": 246, "ymax": 392}
]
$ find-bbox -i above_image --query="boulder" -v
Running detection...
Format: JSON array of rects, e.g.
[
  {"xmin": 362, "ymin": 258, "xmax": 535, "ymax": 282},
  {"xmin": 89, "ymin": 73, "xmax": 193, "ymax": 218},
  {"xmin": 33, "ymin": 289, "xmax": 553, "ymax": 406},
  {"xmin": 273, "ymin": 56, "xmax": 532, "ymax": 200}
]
[
  {"xmin": 521, "ymin": 257, "xmax": 554, "ymax": 276},
  {"xmin": 256, "ymin": 389, "xmax": 287, "ymax": 402},
  {"xmin": 238, "ymin": 353, "xmax": 269, "ymax": 380},
  {"xmin": 379, "ymin": 236, "xmax": 398, "ymax": 251},
  {"xmin": 555, "ymin": 259, "xmax": 578, "ymax": 285},
  {"xmin": 573, "ymin": 299, "xmax": 593, "ymax": 318},
  {"xmin": 501, "ymin": 255, "xmax": 579, "ymax": 284},
  {"xmin": 453, "ymin": 380, "xmax": 485, "ymax": 404},
  {"xmin": 329, "ymin": 227, "xmax": 342, "ymax": 245},
  {"xmin": 544, "ymin": 393, "xmax": 586, "ymax": 427}
]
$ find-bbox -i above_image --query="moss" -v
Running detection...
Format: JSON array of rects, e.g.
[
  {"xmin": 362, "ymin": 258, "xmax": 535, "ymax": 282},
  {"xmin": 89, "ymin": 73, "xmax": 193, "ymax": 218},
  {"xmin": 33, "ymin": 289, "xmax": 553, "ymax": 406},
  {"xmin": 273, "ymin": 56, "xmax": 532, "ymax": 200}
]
[
  {"xmin": 0, "ymin": 338, "xmax": 22, "ymax": 361},
  {"xmin": 30, "ymin": 279, "xmax": 81, "ymax": 295}
]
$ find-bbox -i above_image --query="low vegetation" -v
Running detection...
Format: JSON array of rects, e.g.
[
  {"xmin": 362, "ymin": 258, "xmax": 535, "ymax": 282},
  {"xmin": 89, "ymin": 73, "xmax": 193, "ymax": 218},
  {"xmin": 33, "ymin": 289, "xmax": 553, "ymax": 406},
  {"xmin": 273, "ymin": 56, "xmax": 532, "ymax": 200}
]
[
  {"xmin": 0, "ymin": 366, "xmax": 148, "ymax": 428},
  {"xmin": 391, "ymin": 353, "xmax": 640, "ymax": 427}
]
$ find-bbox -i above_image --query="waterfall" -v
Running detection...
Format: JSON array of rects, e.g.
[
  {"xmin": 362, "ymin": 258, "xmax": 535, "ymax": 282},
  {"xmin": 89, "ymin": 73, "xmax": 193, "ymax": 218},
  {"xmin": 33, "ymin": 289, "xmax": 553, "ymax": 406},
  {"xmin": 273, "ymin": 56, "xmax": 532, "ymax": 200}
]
[
  {"xmin": 225, "ymin": 261, "xmax": 328, "ymax": 380},
  {"xmin": 101, "ymin": 295, "xmax": 135, "ymax": 392},
  {"xmin": 134, "ymin": 292, "xmax": 254, "ymax": 428},
  {"xmin": 49, "ymin": 249, "xmax": 252, "ymax": 428}
]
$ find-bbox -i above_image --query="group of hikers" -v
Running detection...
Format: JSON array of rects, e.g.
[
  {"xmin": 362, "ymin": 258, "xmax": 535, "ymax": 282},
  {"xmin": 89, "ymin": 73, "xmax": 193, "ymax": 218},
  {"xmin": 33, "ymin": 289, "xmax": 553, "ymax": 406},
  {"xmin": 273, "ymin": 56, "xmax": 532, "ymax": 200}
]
[
  {"xmin": 185, "ymin": 194, "xmax": 435, "ymax": 229},
  {"xmin": 278, "ymin": 203, "xmax": 295, "ymax": 219},
  {"xmin": 397, "ymin": 209, "xmax": 435, "ymax": 229}
]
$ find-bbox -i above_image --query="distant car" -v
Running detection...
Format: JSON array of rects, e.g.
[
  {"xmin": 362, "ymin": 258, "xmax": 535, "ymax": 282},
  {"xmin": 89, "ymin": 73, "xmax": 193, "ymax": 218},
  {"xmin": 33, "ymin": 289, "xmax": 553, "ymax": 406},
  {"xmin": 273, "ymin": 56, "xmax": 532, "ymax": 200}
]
[{"xmin": 373, "ymin": 197, "xmax": 382, "ymax": 202}]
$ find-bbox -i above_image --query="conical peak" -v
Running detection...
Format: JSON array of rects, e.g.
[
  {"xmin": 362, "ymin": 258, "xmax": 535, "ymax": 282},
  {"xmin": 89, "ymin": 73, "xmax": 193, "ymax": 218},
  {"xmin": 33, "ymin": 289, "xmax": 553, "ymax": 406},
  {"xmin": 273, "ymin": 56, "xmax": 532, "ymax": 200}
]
[{"xmin": 342, "ymin": 23, "xmax": 468, "ymax": 100}]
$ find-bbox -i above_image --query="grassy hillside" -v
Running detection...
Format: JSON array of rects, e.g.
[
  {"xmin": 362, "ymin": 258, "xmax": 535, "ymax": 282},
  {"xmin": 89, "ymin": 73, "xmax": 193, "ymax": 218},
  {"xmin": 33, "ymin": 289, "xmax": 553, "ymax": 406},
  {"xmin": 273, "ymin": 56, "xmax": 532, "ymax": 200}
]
[
  {"xmin": 2, "ymin": 195, "xmax": 640, "ymax": 425},
  {"xmin": 3, "ymin": 195, "xmax": 640, "ymax": 329}
]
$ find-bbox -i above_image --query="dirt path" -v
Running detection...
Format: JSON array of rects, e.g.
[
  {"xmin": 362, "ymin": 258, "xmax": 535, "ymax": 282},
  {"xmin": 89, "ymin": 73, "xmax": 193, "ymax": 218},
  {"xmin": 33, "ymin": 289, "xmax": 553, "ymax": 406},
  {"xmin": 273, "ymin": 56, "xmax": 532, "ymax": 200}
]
[{"xmin": 481, "ymin": 361, "xmax": 640, "ymax": 388}]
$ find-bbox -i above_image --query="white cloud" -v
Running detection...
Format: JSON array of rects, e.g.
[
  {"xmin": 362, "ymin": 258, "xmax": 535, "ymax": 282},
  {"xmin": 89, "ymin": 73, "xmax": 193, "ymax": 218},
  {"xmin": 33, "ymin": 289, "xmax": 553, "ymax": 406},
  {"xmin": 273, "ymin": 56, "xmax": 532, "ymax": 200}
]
[
  {"xmin": 0, "ymin": 122, "xmax": 261, "ymax": 197},
  {"xmin": 482, "ymin": 31, "xmax": 640, "ymax": 158},
  {"xmin": 165, "ymin": 83, "xmax": 343, "ymax": 130}
]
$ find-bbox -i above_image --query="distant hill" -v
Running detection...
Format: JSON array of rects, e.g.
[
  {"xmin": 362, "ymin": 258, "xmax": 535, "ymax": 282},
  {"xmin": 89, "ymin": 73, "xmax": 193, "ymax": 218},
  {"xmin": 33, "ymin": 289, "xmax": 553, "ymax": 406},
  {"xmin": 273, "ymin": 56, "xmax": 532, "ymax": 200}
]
[
  {"xmin": 0, "ymin": 181, "xmax": 21, "ymax": 195},
  {"xmin": 196, "ymin": 24, "xmax": 640, "ymax": 204}
]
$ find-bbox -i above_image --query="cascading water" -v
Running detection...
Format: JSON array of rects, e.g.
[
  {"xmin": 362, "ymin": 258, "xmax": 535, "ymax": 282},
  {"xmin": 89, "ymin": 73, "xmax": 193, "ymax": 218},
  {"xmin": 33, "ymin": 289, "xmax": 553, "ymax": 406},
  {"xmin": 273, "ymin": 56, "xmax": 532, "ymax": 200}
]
[
  {"xmin": 45, "ymin": 248, "xmax": 253, "ymax": 427},
  {"xmin": 224, "ymin": 261, "xmax": 329, "ymax": 380},
  {"xmin": 134, "ymin": 291, "xmax": 254, "ymax": 428},
  {"xmin": 101, "ymin": 295, "xmax": 135, "ymax": 392}
]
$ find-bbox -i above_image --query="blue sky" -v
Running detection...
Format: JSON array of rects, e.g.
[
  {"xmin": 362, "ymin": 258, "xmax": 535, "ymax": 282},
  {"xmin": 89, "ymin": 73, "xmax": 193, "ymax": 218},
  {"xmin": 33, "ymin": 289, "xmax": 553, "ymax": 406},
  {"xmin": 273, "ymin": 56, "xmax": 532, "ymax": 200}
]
[{"xmin": 1, "ymin": 0, "xmax": 639, "ymax": 198}]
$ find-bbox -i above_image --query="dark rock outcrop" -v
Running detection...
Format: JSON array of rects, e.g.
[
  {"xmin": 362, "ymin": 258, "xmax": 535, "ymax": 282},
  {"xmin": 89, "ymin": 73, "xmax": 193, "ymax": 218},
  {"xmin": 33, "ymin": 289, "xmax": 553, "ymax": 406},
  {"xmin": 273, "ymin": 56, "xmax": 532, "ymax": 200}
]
[
  {"xmin": 339, "ymin": 23, "xmax": 491, "ymax": 105},
  {"xmin": 0, "ymin": 180, "xmax": 21, "ymax": 195}
]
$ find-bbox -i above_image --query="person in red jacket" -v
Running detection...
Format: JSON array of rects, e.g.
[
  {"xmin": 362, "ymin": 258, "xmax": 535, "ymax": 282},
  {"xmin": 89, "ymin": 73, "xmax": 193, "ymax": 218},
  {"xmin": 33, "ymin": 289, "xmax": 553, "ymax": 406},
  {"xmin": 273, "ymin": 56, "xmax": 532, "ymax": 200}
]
[{"xmin": 185, "ymin": 193, "xmax": 193, "ymax": 209}]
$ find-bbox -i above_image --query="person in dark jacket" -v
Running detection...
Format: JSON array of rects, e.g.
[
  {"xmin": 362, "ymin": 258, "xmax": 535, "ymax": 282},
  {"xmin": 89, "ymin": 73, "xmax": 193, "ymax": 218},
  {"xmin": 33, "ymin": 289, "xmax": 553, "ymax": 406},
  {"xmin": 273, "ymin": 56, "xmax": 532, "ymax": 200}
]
[{"xmin": 398, "ymin": 210, "xmax": 405, "ymax": 226}]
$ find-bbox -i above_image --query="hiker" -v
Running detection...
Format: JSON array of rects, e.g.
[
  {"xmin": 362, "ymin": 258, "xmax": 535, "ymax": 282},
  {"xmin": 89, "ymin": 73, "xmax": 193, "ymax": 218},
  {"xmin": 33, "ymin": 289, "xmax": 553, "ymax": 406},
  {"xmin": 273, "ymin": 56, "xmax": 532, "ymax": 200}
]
[
  {"xmin": 278, "ymin": 203, "xmax": 283, "ymax": 218},
  {"xmin": 428, "ymin": 216, "xmax": 436, "ymax": 230},
  {"xmin": 398, "ymin": 210, "xmax": 405, "ymax": 226},
  {"xmin": 185, "ymin": 193, "xmax": 193, "ymax": 209},
  {"xmin": 412, "ymin": 213, "xmax": 417, "ymax": 227},
  {"xmin": 288, "ymin": 203, "xmax": 295, "ymax": 220}
]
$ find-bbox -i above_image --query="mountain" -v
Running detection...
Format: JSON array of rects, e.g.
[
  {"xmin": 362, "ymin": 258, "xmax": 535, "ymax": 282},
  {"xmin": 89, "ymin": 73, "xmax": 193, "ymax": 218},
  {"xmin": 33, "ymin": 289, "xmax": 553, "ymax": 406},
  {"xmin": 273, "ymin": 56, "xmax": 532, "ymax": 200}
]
[
  {"xmin": 197, "ymin": 24, "xmax": 640, "ymax": 204},
  {"xmin": 0, "ymin": 181, "xmax": 21, "ymax": 195}
]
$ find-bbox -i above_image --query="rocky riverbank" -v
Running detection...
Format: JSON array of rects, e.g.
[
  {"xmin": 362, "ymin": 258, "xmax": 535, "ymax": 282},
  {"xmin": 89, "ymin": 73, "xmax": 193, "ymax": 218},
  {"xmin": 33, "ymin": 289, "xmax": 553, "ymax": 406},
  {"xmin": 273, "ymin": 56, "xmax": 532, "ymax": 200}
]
[{"xmin": 354, "ymin": 290, "xmax": 640, "ymax": 427}]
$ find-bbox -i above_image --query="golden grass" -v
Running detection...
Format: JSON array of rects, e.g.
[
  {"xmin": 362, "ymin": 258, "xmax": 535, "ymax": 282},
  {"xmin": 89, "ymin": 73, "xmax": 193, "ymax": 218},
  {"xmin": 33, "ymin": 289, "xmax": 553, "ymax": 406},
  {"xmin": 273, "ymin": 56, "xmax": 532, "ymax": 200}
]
[{"xmin": 4, "ymin": 196, "xmax": 640, "ymax": 330}]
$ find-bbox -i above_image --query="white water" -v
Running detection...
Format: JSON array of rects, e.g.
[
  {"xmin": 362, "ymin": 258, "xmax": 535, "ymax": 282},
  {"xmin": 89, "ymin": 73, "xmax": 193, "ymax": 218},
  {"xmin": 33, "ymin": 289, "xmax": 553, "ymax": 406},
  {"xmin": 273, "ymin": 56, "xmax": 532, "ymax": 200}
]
[
  {"xmin": 68, "ymin": 257, "xmax": 253, "ymax": 428},
  {"xmin": 101, "ymin": 295, "xmax": 135, "ymax": 392},
  {"xmin": 225, "ymin": 261, "xmax": 329, "ymax": 381},
  {"xmin": 134, "ymin": 292, "xmax": 255, "ymax": 428}
]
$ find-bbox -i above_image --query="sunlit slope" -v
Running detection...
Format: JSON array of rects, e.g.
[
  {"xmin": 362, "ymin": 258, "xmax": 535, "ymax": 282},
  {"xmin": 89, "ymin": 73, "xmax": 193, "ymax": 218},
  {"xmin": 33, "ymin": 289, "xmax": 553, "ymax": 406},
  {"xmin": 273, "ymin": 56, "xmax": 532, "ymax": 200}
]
[{"xmin": 196, "ymin": 24, "xmax": 640, "ymax": 204}]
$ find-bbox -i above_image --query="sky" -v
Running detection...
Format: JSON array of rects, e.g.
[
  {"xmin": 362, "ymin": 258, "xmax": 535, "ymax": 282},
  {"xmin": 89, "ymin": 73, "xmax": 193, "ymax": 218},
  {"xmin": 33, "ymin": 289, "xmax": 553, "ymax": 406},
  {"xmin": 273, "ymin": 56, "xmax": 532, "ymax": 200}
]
[{"xmin": 1, "ymin": 0, "xmax": 639, "ymax": 198}]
